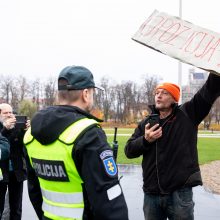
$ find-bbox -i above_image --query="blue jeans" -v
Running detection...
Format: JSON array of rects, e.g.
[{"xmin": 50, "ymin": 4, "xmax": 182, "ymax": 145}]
[{"xmin": 143, "ymin": 187, "xmax": 194, "ymax": 220}]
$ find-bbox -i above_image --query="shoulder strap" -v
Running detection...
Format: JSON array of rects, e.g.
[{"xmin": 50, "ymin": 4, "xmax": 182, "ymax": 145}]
[
  {"xmin": 23, "ymin": 128, "xmax": 34, "ymax": 145},
  {"xmin": 59, "ymin": 118, "xmax": 99, "ymax": 144}
]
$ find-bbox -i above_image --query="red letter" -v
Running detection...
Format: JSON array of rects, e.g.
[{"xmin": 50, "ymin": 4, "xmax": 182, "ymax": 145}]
[
  {"xmin": 141, "ymin": 16, "xmax": 165, "ymax": 37},
  {"xmin": 195, "ymin": 35, "xmax": 215, "ymax": 57},
  {"xmin": 179, "ymin": 31, "xmax": 196, "ymax": 50},
  {"xmin": 165, "ymin": 25, "xmax": 192, "ymax": 46},
  {"xmin": 184, "ymin": 32, "xmax": 207, "ymax": 53},
  {"xmin": 159, "ymin": 22, "xmax": 181, "ymax": 43},
  {"xmin": 199, "ymin": 38, "xmax": 220, "ymax": 62}
]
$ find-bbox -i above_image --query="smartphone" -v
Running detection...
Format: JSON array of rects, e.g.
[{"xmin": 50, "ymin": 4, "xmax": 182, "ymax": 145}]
[
  {"xmin": 15, "ymin": 115, "xmax": 27, "ymax": 129},
  {"xmin": 148, "ymin": 114, "xmax": 160, "ymax": 128}
]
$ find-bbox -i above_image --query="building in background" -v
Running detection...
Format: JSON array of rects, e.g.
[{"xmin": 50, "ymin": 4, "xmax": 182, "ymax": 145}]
[{"xmin": 182, "ymin": 68, "xmax": 208, "ymax": 103}]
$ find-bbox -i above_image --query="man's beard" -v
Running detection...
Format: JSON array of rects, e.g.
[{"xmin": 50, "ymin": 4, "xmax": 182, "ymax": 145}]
[
  {"xmin": 155, "ymin": 105, "xmax": 171, "ymax": 112},
  {"xmin": 155, "ymin": 105, "xmax": 166, "ymax": 111},
  {"xmin": 155, "ymin": 102, "xmax": 175, "ymax": 112}
]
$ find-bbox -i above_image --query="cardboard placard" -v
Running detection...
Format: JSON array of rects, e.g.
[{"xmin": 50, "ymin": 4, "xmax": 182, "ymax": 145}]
[{"xmin": 132, "ymin": 10, "xmax": 220, "ymax": 74}]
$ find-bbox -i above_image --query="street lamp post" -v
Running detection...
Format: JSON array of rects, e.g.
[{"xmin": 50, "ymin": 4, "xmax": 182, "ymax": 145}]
[{"xmin": 178, "ymin": 0, "xmax": 182, "ymax": 104}]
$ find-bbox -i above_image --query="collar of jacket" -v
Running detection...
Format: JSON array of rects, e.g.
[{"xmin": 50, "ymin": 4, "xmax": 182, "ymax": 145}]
[
  {"xmin": 58, "ymin": 105, "xmax": 103, "ymax": 123},
  {"xmin": 148, "ymin": 103, "xmax": 179, "ymax": 115}
]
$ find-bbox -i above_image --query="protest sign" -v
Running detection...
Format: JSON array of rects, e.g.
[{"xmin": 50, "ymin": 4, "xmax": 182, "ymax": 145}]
[{"xmin": 132, "ymin": 10, "xmax": 220, "ymax": 74}]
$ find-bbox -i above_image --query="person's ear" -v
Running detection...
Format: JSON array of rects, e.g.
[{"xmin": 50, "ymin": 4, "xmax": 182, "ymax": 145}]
[{"xmin": 81, "ymin": 89, "xmax": 89, "ymax": 103}]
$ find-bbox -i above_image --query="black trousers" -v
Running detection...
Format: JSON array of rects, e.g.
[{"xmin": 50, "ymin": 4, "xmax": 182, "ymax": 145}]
[
  {"xmin": 0, "ymin": 172, "xmax": 24, "ymax": 220},
  {"xmin": 0, "ymin": 182, "xmax": 7, "ymax": 219}
]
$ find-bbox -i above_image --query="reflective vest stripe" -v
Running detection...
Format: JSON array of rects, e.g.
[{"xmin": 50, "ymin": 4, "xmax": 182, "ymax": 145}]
[
  {"xmin": 42, "ymin": 188, "xmax": 83, "ymax": 205},
  {"xmin": 43, "ymin": 202, "xmax": 83, "ymax": 219},
  {"xmin": 25, "ymin": 117, "xmax": 99, "ymax": 220},
  {"xmin": 59, "ymin": 118, "xmax": 98, "ymax": 144}
]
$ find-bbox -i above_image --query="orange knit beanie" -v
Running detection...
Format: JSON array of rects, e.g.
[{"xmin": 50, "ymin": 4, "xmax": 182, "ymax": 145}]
[{"xmin": 156, "ymin": 83, "xmax": 180, "ymax": 102}]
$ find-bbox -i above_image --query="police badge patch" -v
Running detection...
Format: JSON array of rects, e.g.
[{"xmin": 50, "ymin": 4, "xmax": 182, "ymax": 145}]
[
  {"xmin": 102, "ymin": 157, "xmax": 117, "ymax": 177},
  {"xmin": 100, "ymin": 150, "xmax": 113, "ymax": 160}
]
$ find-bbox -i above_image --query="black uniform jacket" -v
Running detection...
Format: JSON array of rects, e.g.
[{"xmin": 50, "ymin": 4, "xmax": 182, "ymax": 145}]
[
  {"xmin": 125, "ymin": 72, "xmax": 220, "ymax": 195},
  {"xmin": 25, "ymin": 105, "xmax": 128, "ymax": 220}
]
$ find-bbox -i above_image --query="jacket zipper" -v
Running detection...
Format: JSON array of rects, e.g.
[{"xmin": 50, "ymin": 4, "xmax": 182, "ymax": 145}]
[
  {"xmin": 155, "ymin": 141, "xmax": 164, "ymax": 193},
  {"xmin": 155, "ymin": 113, "xmax": 175, "ymax": 194}
]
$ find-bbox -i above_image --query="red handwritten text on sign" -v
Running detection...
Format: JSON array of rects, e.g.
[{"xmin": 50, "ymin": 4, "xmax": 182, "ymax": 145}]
[{"xmin": 132, "ymin": 10, "xmax": 220, "ymax": 72}]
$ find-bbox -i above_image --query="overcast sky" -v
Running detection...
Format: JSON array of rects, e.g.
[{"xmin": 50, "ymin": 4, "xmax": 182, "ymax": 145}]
[{"xmin": 0, "ymin": 0, "xmax": 219, "ymax": 85}]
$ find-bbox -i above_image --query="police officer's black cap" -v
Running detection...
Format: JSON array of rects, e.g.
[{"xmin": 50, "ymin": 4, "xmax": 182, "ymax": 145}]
[{"xmin": 58, "ymin": 65, "xmax": 104, "ymax": 91}]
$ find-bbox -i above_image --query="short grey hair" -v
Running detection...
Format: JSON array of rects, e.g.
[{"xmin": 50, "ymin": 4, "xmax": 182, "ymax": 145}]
[{"xmin": 0, "ymin": 103, "xmax": 12, "ymax": 113}]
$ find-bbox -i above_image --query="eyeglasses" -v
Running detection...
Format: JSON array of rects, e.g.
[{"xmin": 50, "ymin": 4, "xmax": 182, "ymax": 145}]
[{"xmin": 154, "ymin": 90, "xmax": 169, "ymax": 96}]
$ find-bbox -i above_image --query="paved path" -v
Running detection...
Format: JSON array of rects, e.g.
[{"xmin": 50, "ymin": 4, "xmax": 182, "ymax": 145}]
[
  {"xmin": 119, "ymin": 164, "xmax": 220, "ymax": 220},
  {"xmin": 107, "ymin": 133, "xmax": 220, "ymax": 138},
  {"xmin": 3, "ymin": 164, "xmax": 220, "ymax": 220}
]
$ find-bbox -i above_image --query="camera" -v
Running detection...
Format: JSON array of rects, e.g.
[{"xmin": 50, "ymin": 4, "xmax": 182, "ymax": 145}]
[
  {"xmin": 148, "ymin": 114, "xmax": 160, "ymax": 128},
  {"xmin": 15, "ymin": 115, "xmax": 27, "ymax": 129}
]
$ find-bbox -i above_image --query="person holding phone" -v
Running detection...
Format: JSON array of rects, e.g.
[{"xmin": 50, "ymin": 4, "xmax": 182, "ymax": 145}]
[
  {"xmin": 125, "ymin": 71, "xmax": 220, "ymax": 220},
  {"xmin": 0, "ymin": 103, "xmax": 30, "ymax": 220}
]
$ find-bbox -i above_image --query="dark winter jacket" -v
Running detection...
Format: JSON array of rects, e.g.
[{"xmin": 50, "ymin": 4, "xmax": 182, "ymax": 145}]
[
  {"xmin": 0, "ymin": 123, "xmax": 27, "ymax": 182},
  {"xmin": 25, "ymin": 105, "xmax": 128, "ymax": 220},
  {"xmin": 125, "ymin": 72, "xmax": 220, "ymax": 194},
  {"xmin": 0, "ymin": 134, "xmax": 10, "ymax": 182},
  {"xmin": 0, "ymin": 134, "xmax": 10, "ymax": 160}
]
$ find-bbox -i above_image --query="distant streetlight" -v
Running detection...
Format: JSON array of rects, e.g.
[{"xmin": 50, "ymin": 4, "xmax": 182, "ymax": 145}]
[{"xmin": 178, "ymin": 0, "xmax": 182, "ymax": 104}]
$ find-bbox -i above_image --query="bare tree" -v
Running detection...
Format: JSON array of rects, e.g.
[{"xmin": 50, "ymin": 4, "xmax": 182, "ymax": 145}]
[
  {"xmin": 141, "ymin": 74, "xmax": 160, "ymax": 105},
  {"xmin": 94, "ymin": 77, "xmax": 115, "ymax": 122},
  {"xmin": 10, "ymin": 80, "xmax": 19, "ymax": 111},
  {"xmin": 16, "ymin": 75, "xmax": 29, "ymax": 101},
  {"xmin": 114, "ymin": 84, "xmax": 124, "ymax": 123},
  {"xmin": 0, "ymin": 72, "xmax": 162, "ymax": 125},
  {"xmin": 30, "ymin": 79, "xmax": 42, "ymax": 110},
  {"xmin": 212, "ymin": 97, "xmax": 220, "ymax": 124},
  {"xmin": 120, "ymin": 81, "xmax": 138, "ymax": 124},
  {"xmin": 44, "ymin": 77, "xmax": 56, "ymax": 107},
  {"xmin": 10, "ymin": 75, "xmax": 30, "ymax": 111},
  {"xmin": 132, "ymin": 84, "xmax": 143, "ymax": 122},
  {"xmin": 0, "ymin": 74, "xmax": 14, "ymax": 104}
]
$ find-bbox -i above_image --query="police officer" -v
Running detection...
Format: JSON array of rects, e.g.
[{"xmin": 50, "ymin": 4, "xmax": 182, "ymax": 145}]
[{"xmin": 24, "ymin": 65, "xmax": 129, "ymax": 220}]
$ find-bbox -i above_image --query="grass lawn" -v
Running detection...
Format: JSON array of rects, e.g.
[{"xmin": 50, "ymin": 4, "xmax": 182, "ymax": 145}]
[
  {"xmin": 104, "ymin": 128, "xmax": 220, "ymax": 165},
  {"xmin": 197, "ymin": 138, "xmax": 220, "ymax": 164}
]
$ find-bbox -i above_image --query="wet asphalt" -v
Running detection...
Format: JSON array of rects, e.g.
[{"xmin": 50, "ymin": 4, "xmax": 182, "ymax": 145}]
[{"xmin": 2, "ymin": 164, "xmax": 220, "ymax": 220}]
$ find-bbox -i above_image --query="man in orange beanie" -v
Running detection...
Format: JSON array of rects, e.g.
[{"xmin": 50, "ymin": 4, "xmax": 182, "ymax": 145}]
[{"xmin": 125, "ymin": 71, "xmax": 220, "ymax": 220}]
